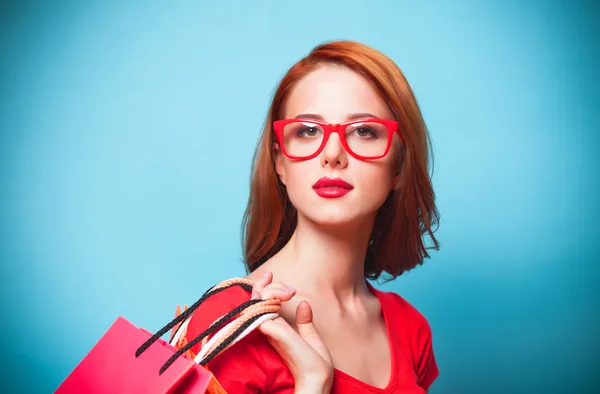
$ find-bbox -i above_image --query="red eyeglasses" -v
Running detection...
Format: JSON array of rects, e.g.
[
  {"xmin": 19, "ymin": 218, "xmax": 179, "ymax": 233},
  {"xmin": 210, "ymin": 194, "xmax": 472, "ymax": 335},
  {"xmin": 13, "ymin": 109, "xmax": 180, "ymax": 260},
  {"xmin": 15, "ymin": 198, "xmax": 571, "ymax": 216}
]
[{"xmin": 273, "ymin": 118, "xmax": 403, "ymax": 161}]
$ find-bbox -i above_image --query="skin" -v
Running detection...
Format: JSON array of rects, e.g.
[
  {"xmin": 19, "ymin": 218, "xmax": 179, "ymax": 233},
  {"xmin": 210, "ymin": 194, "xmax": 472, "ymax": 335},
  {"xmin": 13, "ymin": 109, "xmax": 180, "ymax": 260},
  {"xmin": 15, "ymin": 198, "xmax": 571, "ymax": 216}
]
[{"xmin": 248, "ymin": 65, "xmax": 411, "ymax": 393}]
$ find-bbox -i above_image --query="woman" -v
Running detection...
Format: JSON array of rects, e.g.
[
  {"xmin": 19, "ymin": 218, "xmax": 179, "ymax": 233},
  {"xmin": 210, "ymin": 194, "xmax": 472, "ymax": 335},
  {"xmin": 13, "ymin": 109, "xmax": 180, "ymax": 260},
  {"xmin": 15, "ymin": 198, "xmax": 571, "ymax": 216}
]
[{"xmin": 185, "ymin": 40, "xmax": 440, "ymax": 393}]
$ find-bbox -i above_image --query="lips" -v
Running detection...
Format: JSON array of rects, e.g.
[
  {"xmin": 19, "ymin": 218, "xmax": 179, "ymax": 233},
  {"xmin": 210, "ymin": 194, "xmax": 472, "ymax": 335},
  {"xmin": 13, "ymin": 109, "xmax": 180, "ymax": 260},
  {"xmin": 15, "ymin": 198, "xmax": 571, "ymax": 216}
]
[{"xmin": 312, "ymin": 177, "xmax": 354, "ymax": 198}]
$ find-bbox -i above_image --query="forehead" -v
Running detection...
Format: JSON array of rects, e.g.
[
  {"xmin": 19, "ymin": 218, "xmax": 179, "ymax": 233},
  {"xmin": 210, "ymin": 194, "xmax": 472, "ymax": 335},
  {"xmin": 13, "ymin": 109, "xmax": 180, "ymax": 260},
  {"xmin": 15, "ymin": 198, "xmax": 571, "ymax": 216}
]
[{"xmin": 283, "ymin": 65, "xmax": 393, "ymax": 121}]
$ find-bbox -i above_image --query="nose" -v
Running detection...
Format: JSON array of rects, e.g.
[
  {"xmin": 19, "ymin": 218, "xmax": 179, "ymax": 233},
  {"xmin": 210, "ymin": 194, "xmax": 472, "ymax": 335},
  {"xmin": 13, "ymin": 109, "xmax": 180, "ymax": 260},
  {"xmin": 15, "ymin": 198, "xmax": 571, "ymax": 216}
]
[{"xmin": 319, "ymin": 130, "xmax": 348, "ymax": 169}]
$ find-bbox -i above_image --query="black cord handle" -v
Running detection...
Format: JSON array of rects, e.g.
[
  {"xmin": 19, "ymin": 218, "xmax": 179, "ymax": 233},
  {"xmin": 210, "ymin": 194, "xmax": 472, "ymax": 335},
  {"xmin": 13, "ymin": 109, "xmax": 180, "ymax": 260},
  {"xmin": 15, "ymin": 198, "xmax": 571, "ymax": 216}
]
[
  {"xmin": 158, "ymin": 299, "xmax": 264, "ymax": 374},
  {"xmin": 198, "ymin": 312, "xmax": 272, "ymax": 366},
  {"xmin": 135, "ymin": 281, "xmax": 253, "ymax": 365}
]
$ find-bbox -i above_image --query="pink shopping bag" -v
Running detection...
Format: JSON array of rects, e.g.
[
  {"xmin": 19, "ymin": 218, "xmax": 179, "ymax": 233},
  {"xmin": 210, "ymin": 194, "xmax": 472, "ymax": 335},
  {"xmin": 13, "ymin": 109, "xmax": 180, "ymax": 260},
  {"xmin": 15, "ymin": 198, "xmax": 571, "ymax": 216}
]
[{"xmin": 55, "ymin": 316, "xmax": 225, "ymax": 394}]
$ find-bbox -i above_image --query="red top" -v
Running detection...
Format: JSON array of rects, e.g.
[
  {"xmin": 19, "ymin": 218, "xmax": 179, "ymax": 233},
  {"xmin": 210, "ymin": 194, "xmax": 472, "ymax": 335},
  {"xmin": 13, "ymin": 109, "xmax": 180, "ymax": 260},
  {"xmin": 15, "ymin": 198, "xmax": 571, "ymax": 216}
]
[{"xmin": 185, "ymin": 281, "xmax": 439, "ymax": 393}]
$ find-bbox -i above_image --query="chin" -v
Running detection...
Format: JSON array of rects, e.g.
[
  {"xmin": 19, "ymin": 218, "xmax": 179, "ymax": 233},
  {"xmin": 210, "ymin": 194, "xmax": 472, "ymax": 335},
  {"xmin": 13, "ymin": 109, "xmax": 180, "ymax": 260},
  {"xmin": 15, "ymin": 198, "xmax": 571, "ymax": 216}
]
[
  {"xmin": 301, "ymin": 207, "xmax": 369, "ymax": 228},
  {"xmin": 289, "ymin": 192, "xmax": 382, "ymax": 228}
]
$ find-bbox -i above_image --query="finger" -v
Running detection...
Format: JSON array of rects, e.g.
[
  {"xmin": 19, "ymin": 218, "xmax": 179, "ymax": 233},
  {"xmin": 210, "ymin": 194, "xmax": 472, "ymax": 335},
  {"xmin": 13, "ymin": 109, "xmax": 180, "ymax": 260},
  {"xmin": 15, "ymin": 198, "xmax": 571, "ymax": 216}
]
[
  {"xmin": 251, "ymin": 272, "xmax": 273, "ymax": 300},
  {"xmin": 257, "ymin": 318, "xmax": 301, "ymax": 349},
  {"xmin": 257, "ymin": 320, "xmax": 297, "ymax": 368},
  {"xmin": 295, "ymin": 300, "xmax": 312, "ymax": 324},
  {"xmin": 258, "ymin": 318, "xmax": 308, "ymax": 360},
  {"xmin": 260, "ymin": 282, "xmax": 296, "ymax": 301},
  {"xmin": 258, "ymin": 317, "xmax": 328, "ymax": 377},
  {"xmin": 256, "ymin": 317, "xmax": 285, "ymax": 337},
  {"xmin": 295, "ymin": 301, "xmax": 333, "ymax": 365}
]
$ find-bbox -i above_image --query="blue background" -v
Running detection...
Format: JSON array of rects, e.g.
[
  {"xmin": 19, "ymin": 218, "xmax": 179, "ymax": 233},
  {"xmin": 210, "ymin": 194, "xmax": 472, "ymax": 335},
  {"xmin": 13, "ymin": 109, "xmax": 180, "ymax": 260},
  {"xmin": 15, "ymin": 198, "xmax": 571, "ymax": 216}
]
[{"xmin": 1, "ymin": 0, "xmax": 598, "ymax": 392}]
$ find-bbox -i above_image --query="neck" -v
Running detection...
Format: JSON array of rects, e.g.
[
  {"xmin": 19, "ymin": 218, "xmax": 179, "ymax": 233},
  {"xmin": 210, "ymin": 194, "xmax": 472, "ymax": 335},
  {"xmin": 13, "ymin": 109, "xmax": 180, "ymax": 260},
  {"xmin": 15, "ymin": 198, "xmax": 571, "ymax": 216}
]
[{"xmin": 272, "ymin": 213, "xmax": 375, "ymax": 300}]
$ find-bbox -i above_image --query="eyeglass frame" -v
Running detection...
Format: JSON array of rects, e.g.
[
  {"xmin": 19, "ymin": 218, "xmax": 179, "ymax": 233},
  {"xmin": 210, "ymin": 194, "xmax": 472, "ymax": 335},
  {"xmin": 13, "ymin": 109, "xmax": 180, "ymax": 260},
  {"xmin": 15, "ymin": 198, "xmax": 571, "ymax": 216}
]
[{"xmin": 273, "ymin": 118, "xmax": 403, "ymax": 161}]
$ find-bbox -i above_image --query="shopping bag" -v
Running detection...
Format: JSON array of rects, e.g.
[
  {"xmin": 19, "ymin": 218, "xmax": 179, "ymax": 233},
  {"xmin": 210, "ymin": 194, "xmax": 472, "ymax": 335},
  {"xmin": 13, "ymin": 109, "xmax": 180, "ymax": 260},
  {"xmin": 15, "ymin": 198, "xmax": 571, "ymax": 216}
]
[
  {"xmin": 55, "ymin": 316, "xmax": 224, "ymax": 394},
  {"xmin": 55, "ymin": 278, "xmax": 277, "ymax": 394}
]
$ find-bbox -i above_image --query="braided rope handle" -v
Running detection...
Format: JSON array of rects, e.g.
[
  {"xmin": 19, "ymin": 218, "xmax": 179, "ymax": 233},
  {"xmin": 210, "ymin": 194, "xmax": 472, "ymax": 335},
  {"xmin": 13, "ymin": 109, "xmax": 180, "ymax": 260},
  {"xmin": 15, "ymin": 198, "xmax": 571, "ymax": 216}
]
[
  {"xmin": 157, "ymin": 277, "xmax": 281, "ymax": 373},
  {"xmin": 169, "ymin": 278, "xmax": 255, "ymax": 349},
  {"xmin": 193, "ymin": 299, "xmax": 281, "ymax": 363}
]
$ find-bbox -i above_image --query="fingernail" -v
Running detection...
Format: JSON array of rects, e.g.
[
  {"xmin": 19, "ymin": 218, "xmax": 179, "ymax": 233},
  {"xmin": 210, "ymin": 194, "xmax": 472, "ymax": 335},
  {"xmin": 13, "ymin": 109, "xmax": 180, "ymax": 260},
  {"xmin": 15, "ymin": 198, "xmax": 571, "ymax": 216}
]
[
  {"xmin": 286, "ymin": 285, "xmax": 296, "ymax": 293},
  {"xmin": 261, "ymin": 272, "xmax": 270, "ymax": 279},
  {"xmin": 251, "ymin": 290, "xmax": 261, "ymax": 299}
]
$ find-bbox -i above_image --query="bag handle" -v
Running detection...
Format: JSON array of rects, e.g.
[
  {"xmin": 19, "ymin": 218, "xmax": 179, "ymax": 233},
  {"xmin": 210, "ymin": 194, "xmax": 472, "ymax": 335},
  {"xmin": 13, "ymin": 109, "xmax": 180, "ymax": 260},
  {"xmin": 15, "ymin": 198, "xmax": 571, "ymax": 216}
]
[
  {"xmin": 159, "ymin": 279, "xmax": 281, "ymax": 374},
  {"xmin": 192, "ymin": 298, "xmax": 281, "ymax": 364},
  {"xmin": 135, "ymin": 279, "xmax": 253, "ymax": 359},
  {"xmin": 136, "ymin": 277, "xmax": 281, "ymax": 375},
  {"xmin": 168, "ymin": 278, "xmax": 255, "ymax": 347},
  {"xmin": 160, "ymin": 298, "xmax": 261, "ymax": 373}
]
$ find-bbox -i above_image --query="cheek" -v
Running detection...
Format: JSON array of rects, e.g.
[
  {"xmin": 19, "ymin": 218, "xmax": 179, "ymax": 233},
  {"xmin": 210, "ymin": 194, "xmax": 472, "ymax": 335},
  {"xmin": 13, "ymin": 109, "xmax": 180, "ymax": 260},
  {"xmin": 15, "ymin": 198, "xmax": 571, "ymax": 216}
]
[
  {"xmin": 345, "ymin": 155, "xmax": 400, "ymax": 215},
  {"xmin": 354, "ymin": 164, "xmax": 396, "ymax": 203},
  {"xmin": 358, "ymin": 150, "xmax": 398, "ymax": 183},
  {"xmin": 281, "ymin": 161, "xmax": 314, "ymax": 200}
]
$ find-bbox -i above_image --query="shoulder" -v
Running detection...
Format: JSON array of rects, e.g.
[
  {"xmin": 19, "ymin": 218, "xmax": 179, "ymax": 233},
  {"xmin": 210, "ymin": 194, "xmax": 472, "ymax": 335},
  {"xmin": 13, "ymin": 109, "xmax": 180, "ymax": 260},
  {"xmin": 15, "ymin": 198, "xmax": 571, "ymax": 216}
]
[
  {"xmin": 374, "ymin": 286, "xmax": 439, "ymax": 389},
  {"xmin": 192, "ymin": 284, "xmax": 252, "ymax": 316},
  {"xmin": 382, "ymin": 290, "xmax": 432, "ymax": 332},
  {"xmin": 372, "ymin": 286, "xmax": 435, "ymax": 358},
  {"xmin": 185, "ymin": 283, "xmax": 253, "ymax": 354},
  {"xmin": 183, "ymin": 283, "xmax": 274, "ymax": 392}
]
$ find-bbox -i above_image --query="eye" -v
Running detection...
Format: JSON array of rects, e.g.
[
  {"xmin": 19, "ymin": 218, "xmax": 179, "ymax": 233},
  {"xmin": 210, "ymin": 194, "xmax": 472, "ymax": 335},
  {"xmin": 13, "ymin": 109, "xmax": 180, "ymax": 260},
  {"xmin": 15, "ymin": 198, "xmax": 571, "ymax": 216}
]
[
  {"xmin": 346, "ymin": 122, "xmax": 387, "ymax": 140},
  {"xmin": 354, "ymin": 126, "xmax": 376, "ymax": 138},
  {"xmin": 296, "ymin": 126, "xmax": 321, "ymax": 138}
]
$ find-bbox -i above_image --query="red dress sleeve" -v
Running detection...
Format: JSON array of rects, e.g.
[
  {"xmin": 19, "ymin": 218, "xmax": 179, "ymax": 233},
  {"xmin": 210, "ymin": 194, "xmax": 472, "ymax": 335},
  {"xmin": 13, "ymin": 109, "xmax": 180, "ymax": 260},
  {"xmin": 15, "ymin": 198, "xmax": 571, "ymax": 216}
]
[
  {"xmin": 413, "ymin": 309, "xmax": 439, "ymax": 390},
  {"xmin": 184, "ymin": 285, "xmax": 268, "ymax": 393},
  {"xmin": 387, "ymin": 291, "xmax": 439, "ymax": 391}
]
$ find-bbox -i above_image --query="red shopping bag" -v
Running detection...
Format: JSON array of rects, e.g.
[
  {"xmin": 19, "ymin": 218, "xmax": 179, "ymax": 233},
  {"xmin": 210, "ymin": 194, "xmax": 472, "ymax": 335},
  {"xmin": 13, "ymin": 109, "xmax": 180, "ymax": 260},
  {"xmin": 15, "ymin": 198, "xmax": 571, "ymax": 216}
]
[{"xmin": 55, "ymin": 316, "xmax": 226, "ymax": 394}]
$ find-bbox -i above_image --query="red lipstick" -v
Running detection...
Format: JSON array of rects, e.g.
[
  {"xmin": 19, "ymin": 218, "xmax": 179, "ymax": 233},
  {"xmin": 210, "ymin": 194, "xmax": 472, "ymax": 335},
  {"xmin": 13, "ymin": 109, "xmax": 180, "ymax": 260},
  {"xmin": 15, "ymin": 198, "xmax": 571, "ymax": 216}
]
[{"xmin": 312, "ymin": 177, "xmax": 354, "ymax": 199}]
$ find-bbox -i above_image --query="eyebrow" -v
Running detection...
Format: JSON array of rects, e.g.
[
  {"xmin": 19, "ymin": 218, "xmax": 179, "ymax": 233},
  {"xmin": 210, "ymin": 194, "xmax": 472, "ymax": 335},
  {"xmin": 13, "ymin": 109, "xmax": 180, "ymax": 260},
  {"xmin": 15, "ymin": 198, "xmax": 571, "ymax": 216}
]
[{"xmin": 293, "ymin": 112, "xmax": 380, "ymax": 121}]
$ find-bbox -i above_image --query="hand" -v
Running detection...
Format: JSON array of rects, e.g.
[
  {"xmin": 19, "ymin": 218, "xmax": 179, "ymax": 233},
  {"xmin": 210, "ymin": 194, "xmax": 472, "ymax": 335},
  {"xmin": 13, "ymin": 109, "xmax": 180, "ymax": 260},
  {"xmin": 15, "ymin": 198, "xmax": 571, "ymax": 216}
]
[{"xmin": 251, "ymin": 272, "xmax": 334, "ymax": 393}]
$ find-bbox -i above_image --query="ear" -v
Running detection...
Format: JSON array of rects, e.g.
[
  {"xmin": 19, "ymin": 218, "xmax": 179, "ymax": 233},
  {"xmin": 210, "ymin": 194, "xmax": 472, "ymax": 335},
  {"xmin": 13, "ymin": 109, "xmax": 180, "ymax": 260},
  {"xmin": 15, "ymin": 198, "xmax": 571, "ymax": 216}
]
[
  {"xmin": 391, "ymin": 173, "xmax": 401, "ymax": 191},
  {"xmin": 391, "ymin": 145, "xmax": 405, "ymax": 191},
  {"xmin": 274, "ymin": 143, "xmax": 287, "ymax": 186},
  {"xmin": 391, "ymin": 164, "xmax": 402, "ymax": 191}
]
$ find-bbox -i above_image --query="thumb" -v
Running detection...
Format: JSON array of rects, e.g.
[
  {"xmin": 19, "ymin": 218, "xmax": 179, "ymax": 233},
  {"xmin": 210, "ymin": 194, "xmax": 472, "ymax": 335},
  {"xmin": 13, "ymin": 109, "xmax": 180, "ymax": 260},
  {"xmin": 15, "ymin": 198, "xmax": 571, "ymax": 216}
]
[{"xmin": 295, "ymin": 301, "xmax": 332, "ymax": 364}]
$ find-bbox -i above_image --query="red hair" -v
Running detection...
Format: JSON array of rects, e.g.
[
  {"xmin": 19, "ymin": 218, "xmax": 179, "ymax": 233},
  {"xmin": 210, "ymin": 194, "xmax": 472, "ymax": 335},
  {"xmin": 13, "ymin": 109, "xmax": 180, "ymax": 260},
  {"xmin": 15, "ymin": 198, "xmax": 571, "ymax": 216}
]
[{"xmin": 241, "ymin": 40, "xmax": 440, "ymax": 281}]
